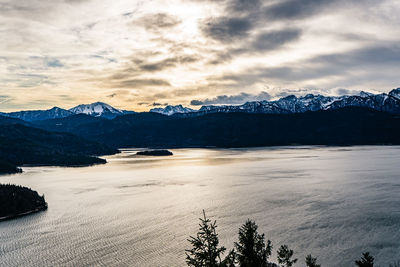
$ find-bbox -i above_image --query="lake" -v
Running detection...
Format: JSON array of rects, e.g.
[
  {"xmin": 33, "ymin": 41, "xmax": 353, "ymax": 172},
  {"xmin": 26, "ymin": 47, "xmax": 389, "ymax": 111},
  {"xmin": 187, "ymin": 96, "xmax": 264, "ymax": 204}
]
[{"xmin": 1, "ymin": 146, "xmax": 400, "ymax": 266}]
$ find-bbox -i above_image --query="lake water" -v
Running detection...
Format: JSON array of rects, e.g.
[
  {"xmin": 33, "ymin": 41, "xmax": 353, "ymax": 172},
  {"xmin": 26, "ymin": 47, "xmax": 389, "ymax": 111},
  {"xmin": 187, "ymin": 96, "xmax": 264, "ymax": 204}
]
[{"xmin": 1, "ymin": 146, "xmax": 400, "ymax": 266}]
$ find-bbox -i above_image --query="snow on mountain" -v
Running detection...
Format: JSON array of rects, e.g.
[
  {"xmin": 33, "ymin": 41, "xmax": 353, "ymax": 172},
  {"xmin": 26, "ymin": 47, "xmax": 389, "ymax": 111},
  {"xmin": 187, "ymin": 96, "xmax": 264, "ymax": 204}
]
[
  {"xmin": 153, "ymin": 88, "xmax": 400, "ymax": 116},
  {"xmin": 1, "ymin": 102, "xmax": 135, "ymax": 121},
  {"xmin": 150, "ymin": 105, "xmax": 196, "ymax": 116},
  {"xmin": 3, "ymin": 107, "xmax": 73, "ymax": 122},
  {"xmin": 3, "ymin": 88, "xmax": 400, "ymax": 121},
  {"xmin": 389, "ymin": 88, "xmax": 400, "ymax": 99},
  {"xmin": 69, "ymin": 102, "xmax": 134, "ymax": 119}
]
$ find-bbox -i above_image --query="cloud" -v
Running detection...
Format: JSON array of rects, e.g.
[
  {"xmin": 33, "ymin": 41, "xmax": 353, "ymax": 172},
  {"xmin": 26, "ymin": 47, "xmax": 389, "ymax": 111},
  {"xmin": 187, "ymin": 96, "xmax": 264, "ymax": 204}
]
[
  {"xmin": 0, "ymin": 95, "xmax": 12, "ymax": 104},
  {"xmin": 206, "ymin": 42, "xmax": 400, "ymax": 90},
  {"xmin": 46, "ymin": 58, "xmax": 64, "ymax": 68},
  {"xmin": 116, "ymin": 78, "xmax": 171, "ymax": 88},
  {"xmin": 199, "ymin": 0, "xmax": 332, "ymax": 43},
  {"xmin": 190, "ymin": 99, "xmax": 204, "ymax": 105},
  {"xmin": 138, "ymin": 55, "xmax": 199, "ymax": 72},
  {"xmin": 263, "ymin": 0, "xmax": 333, "ymax": 21},
  {"xmin": 252, "ymin": 28, "xmax": 302, "ymax": 51},
  {"xmin": 201, "ymin": 17, "xmax": 253, "ymax": 42},
  {"xmin": 0, "ymin": 0, "xmax": 399, "ymax": 112},
  {"xmin": 136, "ymin": 13, "xmax": 181, "ymax": 31},
  {"xmin": 150, "ymin": 102, "xmax": 168, "ymax": 106},
  {"xmin": 191, "ymin": 91, "xmax": 272, "ymax": 105},
  {"xmin": 335, "ymin": 88, "xmax": 362, "ymax": 96}
]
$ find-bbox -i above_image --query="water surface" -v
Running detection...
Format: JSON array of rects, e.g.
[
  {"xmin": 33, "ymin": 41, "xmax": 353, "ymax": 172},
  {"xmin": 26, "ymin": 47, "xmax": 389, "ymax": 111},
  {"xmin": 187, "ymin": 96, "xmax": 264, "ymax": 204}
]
[{"xmin": 1, "ymin": 146, "xmax": 400, "ymax": 266}]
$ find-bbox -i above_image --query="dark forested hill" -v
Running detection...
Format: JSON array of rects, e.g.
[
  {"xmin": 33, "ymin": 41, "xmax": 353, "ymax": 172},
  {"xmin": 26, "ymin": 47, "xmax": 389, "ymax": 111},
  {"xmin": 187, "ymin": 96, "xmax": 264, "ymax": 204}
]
[
  {"xmin": 31, "ymin": 113, "xmax": 105, "ymax": 132},
  {"xmin": 0, "ymin": 115, "xmax": 30, "ymax": 126},
  {"xmin": 33, "ymin": 107, "xmax": 400, "ymax": 148},
  {"xmin": 0, "ymin": 123, "xmax": 118, "ymax": 173},
  {"xmin": 0, "ymin": 184, "xmax": 47, "ymax": 220}
]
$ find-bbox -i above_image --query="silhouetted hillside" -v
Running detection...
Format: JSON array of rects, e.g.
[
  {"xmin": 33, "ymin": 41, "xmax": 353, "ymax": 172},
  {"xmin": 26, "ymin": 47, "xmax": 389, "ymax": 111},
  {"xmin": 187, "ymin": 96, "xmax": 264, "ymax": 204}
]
[
  {"xmin": 136, "ymin": 150, "xmax": 173, "ymax": 156},
  {"xmin": 0, "ymin": 184, "xmax": 47, "ymax": 220},
  {"xmin": 33, "ymin": 107, "xmax": 400, "ymax": 148},
  {"xmin": 32, "ymin": 114, "xmax": 105, "ymax": 132},
  {"xmin": 0, "ymin": 160, "xmax": 22, "ymax": 174},
  {"xmin": 0, "ymin": 123, "xmax": 118, "ymax": 168},
  {"xmin": 0, "ymin": 115, "xmax": 29, "ymax": 126}
]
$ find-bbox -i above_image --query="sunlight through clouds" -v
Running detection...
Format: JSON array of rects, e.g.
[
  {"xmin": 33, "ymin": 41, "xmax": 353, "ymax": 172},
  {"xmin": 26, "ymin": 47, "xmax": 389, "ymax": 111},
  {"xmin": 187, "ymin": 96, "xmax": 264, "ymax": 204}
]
[{"xmin": 1, "ymin": 0, "xmax": 400, "ymax": 111}]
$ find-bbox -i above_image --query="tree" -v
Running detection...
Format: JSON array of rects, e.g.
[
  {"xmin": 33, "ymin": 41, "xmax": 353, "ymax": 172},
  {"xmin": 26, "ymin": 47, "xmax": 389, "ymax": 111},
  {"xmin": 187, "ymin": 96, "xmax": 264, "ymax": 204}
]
[
  {"xmin": 220, "ymin": 249, "xmax": 236, "ymax": 267},
  {"xmin": 234, "ymin": 219, "xmax": 273, "ymax": 267},
  {"xmin": 277, "ymin": 245, "xmax": 297, "ymax": 267},
  {"xmin": 186, "ymin": 210, "xmax": 226, "ymax": 267},
  {"xmin": 305, "ymin": 254, "xmax": 320, "ymax": 267},
  {"xmin": 355, "ymin": 252, "xmax": 374, "ymax": 267}
]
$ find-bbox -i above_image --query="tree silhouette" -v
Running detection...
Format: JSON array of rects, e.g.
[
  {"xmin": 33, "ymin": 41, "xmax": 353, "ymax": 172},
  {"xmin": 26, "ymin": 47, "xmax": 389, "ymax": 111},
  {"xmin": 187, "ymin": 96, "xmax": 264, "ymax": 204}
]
[
  {"xmin": 234, "ymin": 219, "xmax": 273, "ymax": 267},
  {"xmin": 305, "ymin": 254, "xmax": 320, "ymax": 267},
  {"xmin": 277, "ymin": 245, "xmax": 297, "ymax": 267},
  {"xmin": 355, "ymin": 252, "xmax": 374, "ymax": 267},
  {"xmin": 220, "ymin": 249, "xmax": 236, "ymax": 267},
  {"xmin": 186, "ymin": 210, "xmax": 226, "ymax": 267}
]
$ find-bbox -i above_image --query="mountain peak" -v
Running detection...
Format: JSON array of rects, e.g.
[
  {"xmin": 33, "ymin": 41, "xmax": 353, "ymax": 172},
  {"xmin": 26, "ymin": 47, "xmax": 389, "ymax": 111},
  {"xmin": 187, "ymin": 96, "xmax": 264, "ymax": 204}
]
[
  {"xmin": 389, "ymin": 88, "xmax": 400, "ymax": 98},
  {"xmin": 150, "ymin": 105, "xmax": 196, "ymax": 116},
  {"xmin": 281, "ymin": 95, "xmax": 297, "ymax": 101},
  {"xmin": 359, "ymin": 91, "xmax": 373, "ymax": 98},
  {"xmin": 68, "ymin": 102, "xmax": 134, "ymax": 119},
  {"xmin": 70, "ymin": 102, "xmax": 120, "ymax": 116}
]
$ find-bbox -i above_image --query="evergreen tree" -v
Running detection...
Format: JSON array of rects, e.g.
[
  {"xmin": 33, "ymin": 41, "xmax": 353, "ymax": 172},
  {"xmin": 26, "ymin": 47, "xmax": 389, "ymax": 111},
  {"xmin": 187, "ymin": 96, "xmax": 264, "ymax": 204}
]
[
  {"xmin": 220, "ymin": 249, "xmax": 237, "ymax": 267},
  {"xmin": 234, "ymin": 219, "xmax": 273, "ymax": 267},
  {"xmin": 355, "ymin": 252, "xmax": 374, "ymax": 267},
  {"xmin": 305, "ymin": 254, "xmax": 320, "ymax": 267},
  {"xmin": 277, "ymin": 245, "xmax": 297, "ymax": 267},
  {"xmin": 186, "ymin": 210, "xmax": 226, "ymax": 267}
]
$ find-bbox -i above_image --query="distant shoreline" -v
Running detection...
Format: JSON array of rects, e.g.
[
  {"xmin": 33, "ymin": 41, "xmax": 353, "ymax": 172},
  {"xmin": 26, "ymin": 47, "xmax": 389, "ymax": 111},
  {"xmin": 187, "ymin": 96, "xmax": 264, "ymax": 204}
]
[
  {"xmin": 0, "ymin": 204, "xmax": 48, "ymax": 222},
  {"xmin": 0, "ymin": 184, "xmax": 48, "ymax": 222}
]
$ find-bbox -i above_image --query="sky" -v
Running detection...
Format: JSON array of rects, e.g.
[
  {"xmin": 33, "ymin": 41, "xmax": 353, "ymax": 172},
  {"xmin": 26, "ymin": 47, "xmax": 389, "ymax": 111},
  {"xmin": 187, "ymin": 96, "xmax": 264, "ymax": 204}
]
[{"xmin": 1, "ymin": 0, "xmax": 400, "ymax": 112}]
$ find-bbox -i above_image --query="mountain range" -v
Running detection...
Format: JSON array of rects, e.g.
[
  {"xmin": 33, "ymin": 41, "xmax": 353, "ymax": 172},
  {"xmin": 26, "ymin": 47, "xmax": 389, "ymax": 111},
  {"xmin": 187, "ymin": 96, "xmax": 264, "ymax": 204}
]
[
  {"xmin": 2, "ymin": 103, "xmax": 400, "ymax": 172},
  {"xmin": 2, "ymin": 88, "xmax": 400, "ymax": 121},
  {"xmin": 28, "ymin": 107, "xmax": 400, "ymax": 148},
  {"xmin": 0, "ymin": 102, "xmax": 134, "ymax": 121},
  {"xmin": 151, "ymin": 88, "xmax": 400, "ymax": 116}
]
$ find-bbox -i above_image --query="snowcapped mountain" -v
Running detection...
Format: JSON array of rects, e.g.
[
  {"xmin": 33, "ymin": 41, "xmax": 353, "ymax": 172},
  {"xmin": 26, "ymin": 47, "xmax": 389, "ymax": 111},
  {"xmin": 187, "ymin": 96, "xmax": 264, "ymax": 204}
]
[
  {"xmin": 69, "ymin": 102, "xmax": 134, "ymax": 119},
  {"xmin": 154, "ymin": 88, "xmax": 400, "ymax": 116},
  {"xmin": 1, "ymin": 102, "xmax": 134, "ymax": 121},
  {"xmin": 150, "ymin": 105, "xmax": 196, "ymax": 116},
  {"xmin": 3, "ymin": 88, "xmax": 400, "ymax": 121},
  {"xmin": 3, "ymin": 107, "xmax": 74, "ymax": 122}
]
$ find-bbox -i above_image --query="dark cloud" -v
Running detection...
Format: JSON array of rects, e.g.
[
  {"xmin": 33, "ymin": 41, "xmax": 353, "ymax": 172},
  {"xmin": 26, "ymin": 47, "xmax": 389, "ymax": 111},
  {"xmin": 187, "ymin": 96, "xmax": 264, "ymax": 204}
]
[
  {"xmin": 263, "ymin": 0, "xmax": 332, "ymax": 21},
  {"xmin": 226, "ymin": 0, "xmax": 262, "ymax": 14},
  {"xmin": 190, "ymin": 99, "xmax": 204, "ymax": 105},
  {"xmin": 336, "ymin": 88, "xmax": 361, "ymax": 96},
  {"xmin": 151, "ymin": 102, "xmax": 168, "ymax": 106},
  {"xmin": 274, "ymin": 88, "xmax": 318, "ymax": 98},
  {"xmin": 138, "ymin": 55, "xmax": 199, "ymax": 72},
  {"xmin": 191, "ymin": 91, "xmax": 271, "ymax": 105},
  {"xmin": 209, "ymin": 43, "xmax": 400, "ymax": 89},
  {"xmin": 313, "ymin": 45, "xmax": 400, "ymax": 66},
  {"xmin": 201, "ymin": 17, "xmax": 253, "ymax": 42},
  {"xmin": 199, "ymin": 0, "xmax": 328, "ymax": 43},
  {"xmin": 116, "ymin": 78, "xmax": 170, "ymax": 88},
  {"xmin": 46, "ymin": 58, "xmax": 63, "ymax": 68},
  {"xmin": 252, "ymin": 28, "xmax": 302, "ymax": 51}
]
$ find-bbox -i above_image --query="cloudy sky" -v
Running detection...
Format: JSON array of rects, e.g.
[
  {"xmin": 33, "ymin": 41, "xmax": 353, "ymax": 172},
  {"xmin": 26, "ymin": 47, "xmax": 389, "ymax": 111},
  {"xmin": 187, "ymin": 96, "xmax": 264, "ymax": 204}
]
[{"xmin": 1, "ymin": 0, "xmax": 400, "ymax": 111}]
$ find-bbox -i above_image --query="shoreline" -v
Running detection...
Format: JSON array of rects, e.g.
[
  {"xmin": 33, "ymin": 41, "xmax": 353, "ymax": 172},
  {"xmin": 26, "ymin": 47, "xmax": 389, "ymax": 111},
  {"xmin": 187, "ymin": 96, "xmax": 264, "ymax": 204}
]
[{"xmin": 0, "ymin": 204, "xmax": 48, "ymax": 222}]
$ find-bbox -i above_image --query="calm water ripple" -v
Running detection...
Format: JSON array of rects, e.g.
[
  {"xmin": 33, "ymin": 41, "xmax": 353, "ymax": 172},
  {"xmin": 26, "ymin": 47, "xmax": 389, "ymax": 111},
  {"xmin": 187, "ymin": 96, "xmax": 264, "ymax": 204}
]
[{"xmin": 1, "ymin": 146, "xmax": 400, "ymax": 266}]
